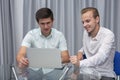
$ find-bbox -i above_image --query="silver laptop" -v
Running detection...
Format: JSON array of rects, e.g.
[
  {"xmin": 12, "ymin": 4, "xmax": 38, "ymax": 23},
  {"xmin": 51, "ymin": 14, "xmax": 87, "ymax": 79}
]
[{"xmin": 26, "ymin": 48, "xmax": 63, "ymax": 68}]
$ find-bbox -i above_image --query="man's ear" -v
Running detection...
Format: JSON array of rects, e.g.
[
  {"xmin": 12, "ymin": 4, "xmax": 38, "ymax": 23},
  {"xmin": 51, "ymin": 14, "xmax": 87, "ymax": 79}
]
[{"xmin": 96, "ymin": 16, "xmax": 100, "ymax": 24}]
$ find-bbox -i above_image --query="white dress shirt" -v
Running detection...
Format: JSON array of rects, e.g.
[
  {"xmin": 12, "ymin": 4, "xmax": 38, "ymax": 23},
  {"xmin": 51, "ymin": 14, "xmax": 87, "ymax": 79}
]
[{"xmin": 79, "ymin": 27, "xmax": 116, "ymax": 77}]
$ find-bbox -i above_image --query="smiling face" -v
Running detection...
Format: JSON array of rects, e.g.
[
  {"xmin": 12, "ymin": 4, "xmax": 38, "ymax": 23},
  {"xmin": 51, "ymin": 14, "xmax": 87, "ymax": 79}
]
[
  {"xmin": 35, "ymin": 8, "xmax": 54, "ymax": 37},
  {"xmin": 81, "ymin": 10, "xmax": 100, "ymax": 37},
  {"xmin": 38, "ymin": 17, "xmax": 53, "ymax": 37}
]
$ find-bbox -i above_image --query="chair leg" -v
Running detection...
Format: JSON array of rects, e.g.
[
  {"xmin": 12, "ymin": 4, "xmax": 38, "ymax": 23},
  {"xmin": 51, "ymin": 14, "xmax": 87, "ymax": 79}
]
[
  {"xmin": 118, "ymin": 76, "xmax": 120, "ymax": 80},
  {"xmin": 117, "ymin": 76, "xmax": 120, "ymax": 80}
]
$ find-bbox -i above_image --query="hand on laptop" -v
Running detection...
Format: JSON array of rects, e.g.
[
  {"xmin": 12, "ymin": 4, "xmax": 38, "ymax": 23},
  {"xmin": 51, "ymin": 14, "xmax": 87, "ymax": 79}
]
[{"xmin": 18, "ymin": 57, "xmax": 29, "ymax": 69}]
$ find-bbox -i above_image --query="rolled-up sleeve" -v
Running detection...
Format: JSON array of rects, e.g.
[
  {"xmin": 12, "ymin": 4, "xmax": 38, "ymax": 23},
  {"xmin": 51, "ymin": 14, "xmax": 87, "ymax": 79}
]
[
  {"xmin": 59, "ymin": 33, "xmax": 67, "ymax": 51},
  {"xmin": 21, "ymin": 32, "xmax": 33, "ymax": 47}
]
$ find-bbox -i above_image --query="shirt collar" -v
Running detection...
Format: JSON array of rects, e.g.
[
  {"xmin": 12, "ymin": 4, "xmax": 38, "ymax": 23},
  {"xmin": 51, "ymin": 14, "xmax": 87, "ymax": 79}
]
[
  {"xmin": 39, "ymin": 27, "xmax": 53, "ymax": 38},
  {"xmin": 92, "ymin": 26, "xmax": 102, "ymax": 41}
]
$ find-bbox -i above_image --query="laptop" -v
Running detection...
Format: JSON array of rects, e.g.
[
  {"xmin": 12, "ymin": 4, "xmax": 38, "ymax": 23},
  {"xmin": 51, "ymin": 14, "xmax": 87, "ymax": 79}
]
[{"xmin": 26, "ymin": 48, "xmax": 63, "ymax": 68}]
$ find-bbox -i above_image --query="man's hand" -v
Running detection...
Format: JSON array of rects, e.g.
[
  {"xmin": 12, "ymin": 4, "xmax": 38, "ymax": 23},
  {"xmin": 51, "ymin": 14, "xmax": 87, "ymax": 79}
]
[
  {"xmin": 70, "ymin": 55, "xmax": 80, "ymax": 74},
  {"xmin": 18, "ymin": 57, "xmax": 29, "ymax": 69},
  {"xmin": 70, "ymin": 55, "xmax": 79, "ymax": 66}
]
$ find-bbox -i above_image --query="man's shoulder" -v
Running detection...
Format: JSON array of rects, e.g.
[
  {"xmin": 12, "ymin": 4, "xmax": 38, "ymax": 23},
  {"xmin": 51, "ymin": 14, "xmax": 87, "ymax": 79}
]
[
  {"xmin": 100, "ymin": 27, "xmax": 115, "ymax": 40},
  {"xmin": 101, "ymin": 27, "xmax": 114, "ymax": 35},
  {"xmin": 28, "ymin": 28, "xmax": 40, "ymax": 34},
  {"xmin": 52, "ymin": 28, "xmax": 63, "ymax": 35}
]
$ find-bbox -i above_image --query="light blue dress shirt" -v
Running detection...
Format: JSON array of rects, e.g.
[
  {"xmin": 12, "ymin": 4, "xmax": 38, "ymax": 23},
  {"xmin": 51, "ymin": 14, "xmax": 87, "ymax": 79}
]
[{"xmin": 21, "ymin": 27, "xmax": 67, "ymax": 74}]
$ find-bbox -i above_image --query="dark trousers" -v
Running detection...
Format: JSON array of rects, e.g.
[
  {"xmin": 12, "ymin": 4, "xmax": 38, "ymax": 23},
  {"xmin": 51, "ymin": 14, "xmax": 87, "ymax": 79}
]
[
  {"xmin": 100, "ymin": 76, "xmax": 115, "ymax": 80},
  {"xmin": 27, "ymin": 68, "xmax": 43, "ymax": 80},
  {"xmin": 26, "ymin": 68, "xmax": 64, "ymax": 80}
]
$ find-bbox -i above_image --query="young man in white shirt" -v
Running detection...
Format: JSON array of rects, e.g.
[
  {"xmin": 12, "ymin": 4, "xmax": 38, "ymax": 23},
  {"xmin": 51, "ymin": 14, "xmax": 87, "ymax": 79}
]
[{"xmin": 70, "ymin": 7, "xmax": 116, "ymax": 80}]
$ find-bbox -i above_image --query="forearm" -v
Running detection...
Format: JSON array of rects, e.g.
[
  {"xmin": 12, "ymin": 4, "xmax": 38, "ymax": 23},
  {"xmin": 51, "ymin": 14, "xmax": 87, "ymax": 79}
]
[
  {"xmin": 62, "ymin": 56, "xmax": 70, "ymax": 63},
  {"xmin": 16, "ymin": 54, "xmax": 25, "ymax": 63},
  {"xmin": 61, "ymin": 50, "xmax": 70, "ymax": 63},
  {"xmin": 16, "ymin": 46, "xmax": 28, "ymax": 67}
]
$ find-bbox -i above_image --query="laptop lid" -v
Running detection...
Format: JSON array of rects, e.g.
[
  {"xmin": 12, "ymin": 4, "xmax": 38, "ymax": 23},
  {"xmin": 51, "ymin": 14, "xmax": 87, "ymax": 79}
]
[{"xmin": 26, "ymin": 48, "xmax": 62, "ymax": 68}]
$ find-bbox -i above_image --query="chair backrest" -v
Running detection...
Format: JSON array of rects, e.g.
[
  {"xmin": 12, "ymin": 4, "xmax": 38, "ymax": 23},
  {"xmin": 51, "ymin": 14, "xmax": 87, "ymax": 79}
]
[{"xmin": 114, "ymin": 51, "xmax": 120, "ymax": 75}]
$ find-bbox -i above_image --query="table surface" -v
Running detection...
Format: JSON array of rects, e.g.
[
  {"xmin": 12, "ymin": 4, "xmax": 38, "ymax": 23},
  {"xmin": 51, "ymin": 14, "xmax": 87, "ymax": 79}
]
[
  {"xmin": 14, "ymin": 63, "xmax": 101, "ymax": 80},
  {"xmin": 62, "ymin": 64, "xmax": 101, "ymax": 80}
]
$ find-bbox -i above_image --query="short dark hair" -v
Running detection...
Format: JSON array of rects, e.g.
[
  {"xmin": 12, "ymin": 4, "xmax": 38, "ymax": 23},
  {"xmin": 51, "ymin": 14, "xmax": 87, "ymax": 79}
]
[
  {"xmin": 35, "ymin": 8, "xmax": 54, "ymax": 23},
  {"xmin": 81, "ymin": 7, "xmax": 99, "ymax": 19}
]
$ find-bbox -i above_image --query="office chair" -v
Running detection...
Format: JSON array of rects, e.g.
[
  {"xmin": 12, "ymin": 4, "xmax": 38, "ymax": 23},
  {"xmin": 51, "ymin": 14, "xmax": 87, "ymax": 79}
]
[{"xmin": 114, "ymin": 51, "xmax": 120, "ymax": 80}]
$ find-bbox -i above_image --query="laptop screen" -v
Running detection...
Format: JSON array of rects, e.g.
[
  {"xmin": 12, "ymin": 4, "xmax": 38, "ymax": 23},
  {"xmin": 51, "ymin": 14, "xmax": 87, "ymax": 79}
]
[{"xmin": 26, "ymin": 48, "xmax": 63, "ymax": 68}]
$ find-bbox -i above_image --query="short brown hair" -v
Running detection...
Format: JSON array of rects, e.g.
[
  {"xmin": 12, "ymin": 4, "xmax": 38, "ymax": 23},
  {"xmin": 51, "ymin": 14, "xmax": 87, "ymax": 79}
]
[
  {"xmin": 35, "ymin": 8, "xmax": 54, "ymax": 23},
  {"xmin": 81, "ymin": 7, "xmax": 99, "ymax": 19}
]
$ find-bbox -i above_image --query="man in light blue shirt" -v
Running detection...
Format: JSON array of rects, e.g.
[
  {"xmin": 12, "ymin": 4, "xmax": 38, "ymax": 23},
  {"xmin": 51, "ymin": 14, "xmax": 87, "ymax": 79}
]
[{"xmin": 17, "ymin": 7, "xmax": 70, "ymax": 80}]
